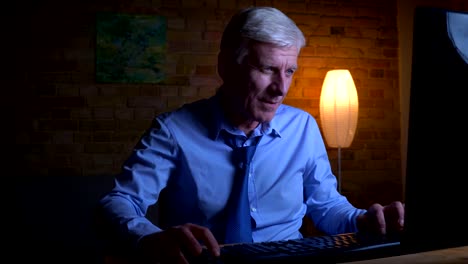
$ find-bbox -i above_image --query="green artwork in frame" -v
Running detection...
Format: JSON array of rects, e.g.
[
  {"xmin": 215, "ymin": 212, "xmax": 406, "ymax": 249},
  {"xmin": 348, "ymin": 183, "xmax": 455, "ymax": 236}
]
[{"xmin": 96, "ymin": 13, "xmax": 166, "ymax": 83}]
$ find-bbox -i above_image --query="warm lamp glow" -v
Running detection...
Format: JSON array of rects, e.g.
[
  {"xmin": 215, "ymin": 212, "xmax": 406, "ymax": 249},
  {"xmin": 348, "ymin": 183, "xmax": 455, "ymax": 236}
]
[
  {"xmin": 320, "ymin": 69, "xmax": 358, "ymax": 193},
  {"xmin": 319, "ymin": 69, "xmax": 358, "ymax": 148}
]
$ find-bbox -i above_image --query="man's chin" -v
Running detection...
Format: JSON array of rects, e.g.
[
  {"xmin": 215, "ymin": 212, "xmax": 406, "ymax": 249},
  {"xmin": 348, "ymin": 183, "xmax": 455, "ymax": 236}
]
[{"xmin": 253, "ymin": 112, "xmax": 276, "ymax": 123}]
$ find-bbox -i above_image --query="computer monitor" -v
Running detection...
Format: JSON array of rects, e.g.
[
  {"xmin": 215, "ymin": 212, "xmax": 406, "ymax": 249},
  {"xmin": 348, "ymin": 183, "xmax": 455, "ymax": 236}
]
[{"xmin": 403, "ymin": 6, "xmax": 468, "ymax": 253}]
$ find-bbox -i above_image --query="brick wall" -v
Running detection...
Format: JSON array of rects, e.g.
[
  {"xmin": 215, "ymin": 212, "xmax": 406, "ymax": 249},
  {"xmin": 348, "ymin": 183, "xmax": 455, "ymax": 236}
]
[{"xmin": 13, "ymin": 0, "xmax": 466, "ymax": 209}]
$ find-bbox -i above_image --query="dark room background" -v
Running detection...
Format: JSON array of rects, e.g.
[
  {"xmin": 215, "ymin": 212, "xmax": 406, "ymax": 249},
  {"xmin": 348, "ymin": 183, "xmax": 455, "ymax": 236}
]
[{"xmin": 12, "ymin": 0, "xmax": 468, "ymax": 262}]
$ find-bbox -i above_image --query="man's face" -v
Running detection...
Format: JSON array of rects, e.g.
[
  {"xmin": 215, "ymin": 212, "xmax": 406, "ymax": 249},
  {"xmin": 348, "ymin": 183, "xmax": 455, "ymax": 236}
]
[{"xmin": 235, "ymin": 42, "xmax": 299, "ymax": 124}]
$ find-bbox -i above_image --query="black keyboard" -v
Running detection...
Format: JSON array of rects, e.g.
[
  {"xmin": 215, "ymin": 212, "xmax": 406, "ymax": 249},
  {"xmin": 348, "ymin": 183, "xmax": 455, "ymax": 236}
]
[{"xmin": 189, "ymin": 232, "xmax": 401, "ymax": 264}]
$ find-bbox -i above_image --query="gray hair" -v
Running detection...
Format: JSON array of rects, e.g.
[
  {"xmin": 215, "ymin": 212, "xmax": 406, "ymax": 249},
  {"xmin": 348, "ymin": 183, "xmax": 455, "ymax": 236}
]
[{"xmin": 220, "ymin": 6, "xmax": 306, "ymax": 64}]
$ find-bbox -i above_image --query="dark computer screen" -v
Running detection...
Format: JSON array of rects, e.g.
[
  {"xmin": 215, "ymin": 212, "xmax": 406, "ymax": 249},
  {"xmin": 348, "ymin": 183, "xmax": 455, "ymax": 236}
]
[{"xmin": 404, "ymin": 6, "xmax": 468, "ymax": 252}]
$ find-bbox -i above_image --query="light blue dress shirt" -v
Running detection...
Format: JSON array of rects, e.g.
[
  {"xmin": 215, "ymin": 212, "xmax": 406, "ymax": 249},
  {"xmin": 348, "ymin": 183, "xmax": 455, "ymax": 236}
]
[{"xmin": 100, "ymin": 94, "xmax": 366, "ymax": 246}]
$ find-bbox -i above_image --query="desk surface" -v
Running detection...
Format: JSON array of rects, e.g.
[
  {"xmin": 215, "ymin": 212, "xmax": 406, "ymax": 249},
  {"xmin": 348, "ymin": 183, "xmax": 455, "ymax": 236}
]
[
  {"xmin": 105, "ymin": 245, "xmax": 468, "ymax": 264},
  {"xmin": 343, "ymin": 245, "xmax": 468, "ymax": 264}
]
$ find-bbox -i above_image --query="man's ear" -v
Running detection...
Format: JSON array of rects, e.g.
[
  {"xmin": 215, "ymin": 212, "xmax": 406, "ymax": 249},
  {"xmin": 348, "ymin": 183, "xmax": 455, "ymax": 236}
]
[{"xmin": 218, "ymin": 50, "xmax": 245, "ymax": 83}]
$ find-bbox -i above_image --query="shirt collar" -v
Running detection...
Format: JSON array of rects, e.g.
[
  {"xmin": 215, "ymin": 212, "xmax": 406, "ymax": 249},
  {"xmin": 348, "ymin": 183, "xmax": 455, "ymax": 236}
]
[{"xmin": 208, "ymin": 93, "xmax": 282, "ymax": 141}]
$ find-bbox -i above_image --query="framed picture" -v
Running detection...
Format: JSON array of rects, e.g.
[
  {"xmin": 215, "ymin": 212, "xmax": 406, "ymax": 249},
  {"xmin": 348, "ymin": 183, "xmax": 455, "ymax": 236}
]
[{"xmin": 96, "ymin": 13, "xmax": 166, "ymax": 83}]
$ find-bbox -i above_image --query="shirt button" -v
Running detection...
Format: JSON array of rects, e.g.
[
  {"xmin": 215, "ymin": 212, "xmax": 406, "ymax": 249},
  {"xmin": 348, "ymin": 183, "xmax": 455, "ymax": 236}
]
[{"xmin": 251, "ymin": 207, "xmax": 257, "ymax": 212}]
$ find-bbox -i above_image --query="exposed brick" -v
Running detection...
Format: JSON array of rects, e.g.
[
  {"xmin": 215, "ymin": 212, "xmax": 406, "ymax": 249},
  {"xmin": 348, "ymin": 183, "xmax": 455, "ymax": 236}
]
[
  {"xmin": 375, "ymin": 38, "xmax": 399, "ymax": 48},
  {"xmin": 48, "ymin": 167, "xmax": 82, "ymax": 177},
  {"xmin": 334, "ymin": 47, "xmax": 364, "ymax": 58},
  {"xmin": 52, "ymin": 131, "xmax": 74, "ymax": 144},
  {"xmin": 300, "ymin": 46, "xmax": 316, "ymax": 56},
  {"xmin": 56, "ymin": 80, "xmax": 80, "ymax": 96},
  {"xmin": 320, "ymin": 15, "xmax": 352, "ymax": 26},
  {"xmin": 114, "ymin": 108, "xmax": 134, "ymax": 120},
  {"xmin": 93, "ymin": 131, "xmax": 113, "ymax": 142},
  {"xmin": 190, "ymin": 40, "xmax": 220, "ymax": 53},
  {"xmin": 79, "ymin": 120, "xmax": 117, "ymax": 131},
  {"xmin": 140, "ymin": 85, "xmax": 161, "ymax": 96},
  {"xmin": 295, "ymin": 77, "xmax": 323, "ymax": 90},
  {"xmin": 206, "ymin": 20, "xmax": 224, "ymax": 31},
  {"xmin": 160, "ymin": 76, "xmax": 190, "ymax": 86},
  {"xmin": 168, "ymin": 18, "xmax": 185, "ymax": 30},
  {"xmin": 316, "ymin": 46, "xmax": 332, "ymax": 56},
  {"xmin": 99, "ymin": 85, "xmax": 140, "ymax": 96},
  {"xmin": 308, "ymin": 36, "xmax": 336, "ymax": 46},
  {"xmin": 38, "ymin": 96, "xmax": 86, "ymax": 108},
  {"xmin": 38, "ymin": 120, "xmax": 79, "ymax": 131},
  {"xmin": 30, "ymin": 132, "xmax": 52, "ymax": 144},
  {"xmin": 71, "ymin": 108, "xmax": 92, "ymax": 119},
  {"xmin": 51, "ymin": 109, "xmax": 72, "ymax": 119},
  {"xmin": 195, "ymin": 65, "xmax": 217, "ymax": 75},
  {"xmin": 179, "ymin": 86, "xmax": 198, "ymax": 97},
  {"xmin": 167, "ymin": 31, "xmax": 203, "ymax": 42},
  {"xmin": 160, "ymin": 86, "xmax": 179, "ymax": 96},
  {"xmin": 128, "ymin": 96, "xmax": 167, "ymax": 109},
  {"xmin": 118, "ymin": 119, "xmax": 153, "ymax": 131},
  {"xmin": 353, "ymin": 16, "xmax": 381, "ymax": 27},
  {"xmin": 134, "ymin": 108, "xmax": 157, "ymax": 120},
  {"xmin": 383, "ymin": 48, "xmax": 398, "ymax": 58},
  {"xmin": 84, "ymin": 143, "xmax": 125, "ymax": 154},
  {"xmin": 92, "ymin": 154, "xmax": 114, "ymax": 166},
  {"xmin": 340, "ymin": 38, "xmax": 374, "ymax": 49},
  {"xmin": 369, "ymin": 69, "xmax": 384, "ymax": 78},
  {"xmin": 168, "ymin": 40, "xmax": 191, "ymax": 52},
  {"xmin": 203, "ymin": 31, "xmax": 223, "ymax": 41},
  {"xmin": 287, "ymin": 85, "xmax": 303, "ymax": 97},
  {"xmin": 190, "ymin": 76, "xmax": 221, "ymax": 87},
  {"xmin": 310, "ymin": 25, "xmax": 330, "ymax": 36},
  {"xmin": 36, "ymin": 84, "xmax": 57, "ymax": 96},
  {"xmin": 15, "ymin": 0, "xmax": 432, "ymax": 211},
  {"xmin": 74, "ymin": 132, "xmax": 93, "ymax": 143},
  {"xmin": 198, "ymin": 86, "xmax": 217, "ymax": 97},
  {"xmin": 87, "ymin": 96, "xmax": 126, "ymax": 107},
  {"xmin": 93, "ymin": 107, "xmax": 114, "ymax": 119},
  {"xmin": 330, "ymin": 26, "xmax": 345, "ymax": 35},
  {"xmin": 219, "ymin": 0, "xmax": 236, "ymax": 9},
  {"xmin": 302, "ymin": 86, "xmax": 321, "ymax": 98},
  {"xmin": 48, "ymin": 143, "xmax": 84, "ymax": 154},
  {"xmin": 79, "ymin": 85, "xmax": 99, "ymax": 96}
]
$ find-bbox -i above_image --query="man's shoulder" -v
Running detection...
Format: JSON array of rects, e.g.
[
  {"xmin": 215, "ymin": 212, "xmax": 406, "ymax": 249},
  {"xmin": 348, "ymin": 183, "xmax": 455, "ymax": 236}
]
[
  {"xmin": 159, "ymin": 97, "xmax": 213, "ymax": 119},
  {"xmin": 156, "ymin": 97, "xmax": 217, "ymax": 133}
]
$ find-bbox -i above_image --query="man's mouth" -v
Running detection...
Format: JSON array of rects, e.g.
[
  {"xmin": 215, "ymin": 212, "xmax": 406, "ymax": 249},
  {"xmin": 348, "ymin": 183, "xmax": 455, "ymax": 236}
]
[
  {"xmin": 260, "ymin": 98, "xmax": 280, "ymax": 105},
  {"xmin": 258, "ymin": 99, "xmax": 281, "ymax": 111}
]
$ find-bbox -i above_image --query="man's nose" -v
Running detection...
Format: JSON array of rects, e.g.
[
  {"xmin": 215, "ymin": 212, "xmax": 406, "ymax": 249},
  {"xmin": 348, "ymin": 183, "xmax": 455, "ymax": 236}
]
[{"xmin": 271, "ymin": 73, "xmax": 287, "ymax": 95}]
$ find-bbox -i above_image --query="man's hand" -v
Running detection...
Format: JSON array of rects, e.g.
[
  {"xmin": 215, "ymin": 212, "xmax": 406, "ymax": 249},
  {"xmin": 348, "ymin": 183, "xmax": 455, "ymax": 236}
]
[
  {"xmin": 357, "ymin": 201, "xmax": 405, "ymax": 236},
  {"xmin": 137, "ymin": 223, "xmax": 220, "ymax": 264}
]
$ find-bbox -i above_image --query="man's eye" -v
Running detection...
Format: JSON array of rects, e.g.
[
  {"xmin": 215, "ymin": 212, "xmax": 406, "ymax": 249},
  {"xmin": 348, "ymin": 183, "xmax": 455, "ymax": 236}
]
[
  {"xmin": 261, "ymin": 66, "xmax": 274, "ymax": 73},
  {"xmin": 286, "ymin": 68, "xmax": 296, "ymax": 77}
]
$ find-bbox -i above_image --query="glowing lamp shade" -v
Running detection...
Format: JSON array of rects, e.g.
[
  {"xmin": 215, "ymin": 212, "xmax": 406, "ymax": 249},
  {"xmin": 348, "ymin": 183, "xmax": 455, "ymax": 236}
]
[{"xmin": 319, "ymin": 69, "xmax": 358, "ymax": 148}]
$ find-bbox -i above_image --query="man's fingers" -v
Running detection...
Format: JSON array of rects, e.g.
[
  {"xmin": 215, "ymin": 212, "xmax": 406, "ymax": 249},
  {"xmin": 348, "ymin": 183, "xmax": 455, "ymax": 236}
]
[
  {"xmin": 379, "ymin": 201, "xmax": 405, "ymax": 235},
  {"xmin": 198, "ymin": 229, "xmax": 221, "ymax": 257},
  {"xmin": 189, "ymin": 224, "xmax": 221, "ymax": 257},
  {"xmin": 176, "ymin": 223, "xmax": 220, "ymax": 258},
  {"xmin": 176, "ymin": 224, "xmax": 204, "ymax": 256},
  {"xmin": 385, "ymin": 201, "xmax": 405, "ymax": 229},
  {"xmin": 374, "ymin": 205, "xmax": 387, "ymax": 235}
]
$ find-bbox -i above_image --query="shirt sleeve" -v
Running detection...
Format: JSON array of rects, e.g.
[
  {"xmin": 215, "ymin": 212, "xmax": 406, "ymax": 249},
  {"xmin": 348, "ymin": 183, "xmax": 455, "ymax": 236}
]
[
  {"xmin": 302, "ymin": 117, "xmax": 367, "ymax": 235},
  {"xmin": 99, "ymin": 117, "xmax": 178, "ymax": 248}
]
